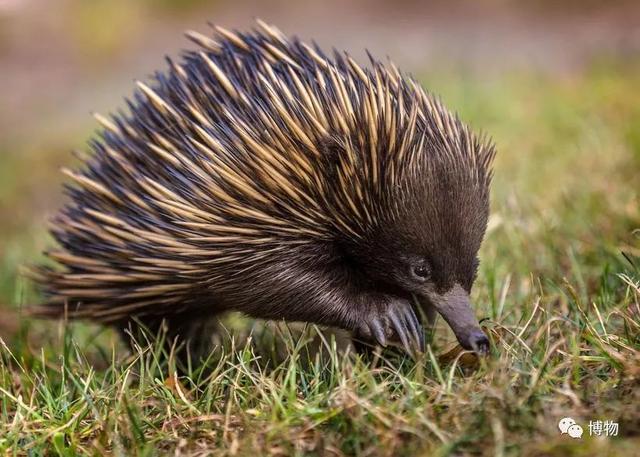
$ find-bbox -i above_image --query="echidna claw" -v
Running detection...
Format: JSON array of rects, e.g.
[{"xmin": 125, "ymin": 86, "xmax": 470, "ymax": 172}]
[
  {"xmin": 369, "ymin": 319, "xmax": 387, "ymax": 347},
  {"xmin": 357, "ymin": 297, "xmax": 424, "ymax": 356},
  {"xmin": 388, "ymin": 306, "xmax": 412, "ymax": 354},
  {"xmin": 386, "ymin": 298, "xmax": 424, "ymax": 356}
]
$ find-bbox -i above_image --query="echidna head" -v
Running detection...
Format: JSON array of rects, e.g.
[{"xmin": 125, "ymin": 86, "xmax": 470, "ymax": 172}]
[{"xmin": 347, "ymin": 145, "xmax": 492, "ymax": 353}]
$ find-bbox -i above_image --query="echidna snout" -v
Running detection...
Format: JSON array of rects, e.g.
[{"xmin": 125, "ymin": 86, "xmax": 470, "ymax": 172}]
[{"xmin": 421, "ymin": 284, "xmax": 489, "ymax": 354}]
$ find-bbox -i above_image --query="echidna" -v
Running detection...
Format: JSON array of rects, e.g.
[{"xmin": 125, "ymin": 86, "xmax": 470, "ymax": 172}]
[{"xmin": 29, "ymin": 20, "xmax": 495, "ymax": 357}]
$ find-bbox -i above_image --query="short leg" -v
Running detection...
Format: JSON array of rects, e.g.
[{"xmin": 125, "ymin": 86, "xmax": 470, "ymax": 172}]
[
  {"xmin": 116, "ymin": 311, "xmax": 221, "ymax": 370},
  {"xmin": 234, "ymin": 252, "xmax": 425, "ymax": 356}
]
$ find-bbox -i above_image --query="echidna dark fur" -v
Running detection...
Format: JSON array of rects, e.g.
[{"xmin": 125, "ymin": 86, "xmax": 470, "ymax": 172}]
[{"xmin": 29, "ymin": 20, "xmax": 496, "ymax": 358}]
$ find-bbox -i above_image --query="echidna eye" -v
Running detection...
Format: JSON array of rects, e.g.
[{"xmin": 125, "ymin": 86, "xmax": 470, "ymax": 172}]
[{"xmin": 413, "ymin": 264, "xmax": 430, "ymax": 280}]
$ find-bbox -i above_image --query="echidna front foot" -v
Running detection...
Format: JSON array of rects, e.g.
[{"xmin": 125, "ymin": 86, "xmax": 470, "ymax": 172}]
[{"xmin": 356, "ymin": 297, "xmax": 424, "ymax": 355}]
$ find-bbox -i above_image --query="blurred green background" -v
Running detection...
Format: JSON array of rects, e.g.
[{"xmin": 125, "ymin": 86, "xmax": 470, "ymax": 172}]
[{"xmin": 1, "ymin": 0, "xmax": 639, "ymax": 337}]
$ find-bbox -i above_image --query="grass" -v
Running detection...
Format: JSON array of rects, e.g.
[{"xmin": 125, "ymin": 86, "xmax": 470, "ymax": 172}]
[{"xmin": 0, "ymin": 62, "xmax": 639, "ymax": 456}]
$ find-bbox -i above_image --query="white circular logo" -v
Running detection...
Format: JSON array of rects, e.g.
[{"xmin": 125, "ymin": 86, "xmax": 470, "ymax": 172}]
[
  {"xmin": 558, "ymin": 417, "xmax": 576, "ymax": 434},
  {"xmin": 567, "ymin": 424, "xmax": 584, "ymax": 439}
]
